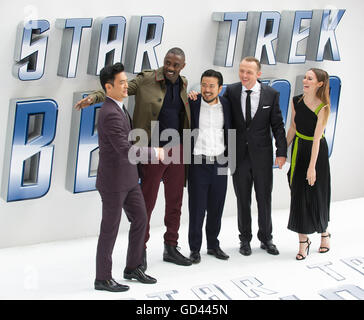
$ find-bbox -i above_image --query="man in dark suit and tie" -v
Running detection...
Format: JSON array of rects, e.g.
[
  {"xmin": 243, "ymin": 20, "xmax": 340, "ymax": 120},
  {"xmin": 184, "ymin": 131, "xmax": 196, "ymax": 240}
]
[
  {"xmin": 94, "ymin": 63, "xmax": 162, "ymax": 292},
  {"xmin": 187, "ymin": 70, "xmax": 232, "ymax": 264},
  {"xmin": 223, "ymin": 57, "xmax": 287, "ymax": 256}
]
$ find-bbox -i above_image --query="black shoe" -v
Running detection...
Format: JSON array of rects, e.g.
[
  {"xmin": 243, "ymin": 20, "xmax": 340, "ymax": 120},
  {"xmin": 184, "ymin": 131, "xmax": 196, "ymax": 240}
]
[
  {"xmin": 319, "ymin": 232, "xmax": 331, "ymax": 253},
  {"xmin": 260, "ymin": 240, "xmax": 280, "ymax": 255},
  {"xmin": 189, "ymin": 251, "xmax": 201, "ymax": 264},
  {"xmin": 94, "ymin": 279, "xmax": 129, "ymax": 292},
  {"xmin": 296, "ymin": 237, "xmax": 311, "ymax": 260},
  {"xmin": 123, "ymin": 266, "xmax": 157, "ymax": 284},
  {"xmin": 140, "ymin": 249, "xmax": 147, "ymax": 272},
  {"xmin": 207, "ymin": 247, "xmax": 229, "ymax": 260},
  {"xmin": 163, "ymin": 244, "xmax": 192, "ymax": 266},
  {"xmin": 239, "ymin": 241, "xmax": 252, "ymax": 256}
]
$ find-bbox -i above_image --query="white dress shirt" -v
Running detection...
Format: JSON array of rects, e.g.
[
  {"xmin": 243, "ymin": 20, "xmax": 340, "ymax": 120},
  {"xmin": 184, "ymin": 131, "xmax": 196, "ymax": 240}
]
[
  {"xmin": 107, "ymin": 96, "xmax": 127, "ymax": 115},
  {"xmin": 193, "ymin": 98, "xmax": 225, "ymax": 157},
  {"xmin": 241, "ymin": 81, "xmax": 261, "ymax": 121}
]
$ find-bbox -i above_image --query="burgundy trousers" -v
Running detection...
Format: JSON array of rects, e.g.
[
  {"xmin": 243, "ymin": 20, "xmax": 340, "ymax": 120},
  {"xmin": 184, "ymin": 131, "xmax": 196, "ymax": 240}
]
[
  {"xmin": 141, "ymin": 144, "xmax": 185, "ymax": 248},
  {"xmin": 96, "ymin": 185, "xmax": 147, "ymax": 280}
]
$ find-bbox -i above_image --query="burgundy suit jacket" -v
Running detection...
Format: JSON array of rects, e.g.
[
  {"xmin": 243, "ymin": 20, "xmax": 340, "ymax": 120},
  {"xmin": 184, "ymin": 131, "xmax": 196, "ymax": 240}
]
[{"xmin": 96, "ymin": 97, "xmax": 152, "ymax": 192}]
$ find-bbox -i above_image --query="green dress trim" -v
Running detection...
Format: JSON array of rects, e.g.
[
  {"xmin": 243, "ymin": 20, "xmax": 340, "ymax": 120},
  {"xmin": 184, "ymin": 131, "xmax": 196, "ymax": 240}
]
[{"xmin": 290, "ymin": 103, "xmax": 325, "ymax": 186}]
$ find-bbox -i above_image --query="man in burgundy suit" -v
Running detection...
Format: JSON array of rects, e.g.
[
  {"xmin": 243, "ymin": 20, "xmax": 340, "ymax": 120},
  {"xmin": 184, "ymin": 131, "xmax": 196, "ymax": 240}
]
[{"xmin": 94, "ymin": 63, "xmax": 162, "ymax": 292}]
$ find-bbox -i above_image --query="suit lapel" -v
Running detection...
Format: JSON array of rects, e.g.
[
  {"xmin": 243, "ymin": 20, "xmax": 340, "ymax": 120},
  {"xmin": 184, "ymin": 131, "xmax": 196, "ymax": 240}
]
[
  {"xmin": 195, "ymin": 96, "xmax": 202, "ymax": 129},
  {"xmin": 257, "ymin": 81, "xmax": 264, "ymax": 110},
  {"xmin": 234, "ymin": 83, "xmax": 245, "ymax": 123},
  {"xmin": 106, "ymin": 97, "xmax": 131, "ymax": 130},
  {"xmin": 221, "ymin": 98, "xmax": 228, "ymax": 128},
  {"xmin": 118, "ymin": 106, "xmax": 131, "ymax": 130},
  {"xmin": 220, "ymin": 97, "xmax": 230, "ymax": 146},
  {"xmin": 124, "ymin": 107, "xmax": 133, "ymax": 129}
]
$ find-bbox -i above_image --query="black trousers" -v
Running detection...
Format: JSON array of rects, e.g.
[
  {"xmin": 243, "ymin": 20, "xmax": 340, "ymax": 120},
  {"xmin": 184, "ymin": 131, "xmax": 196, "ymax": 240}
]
[
  {"xmin": 96, "ymin": 185, "xmax": 147, "ymax": 280},
  {"xmin": 188, "ymin": 159, "xmax": 228, "ymax": 252},
  {"xmin": 232, "ymin": 153, "xmax": 273, "ymax": 243}
]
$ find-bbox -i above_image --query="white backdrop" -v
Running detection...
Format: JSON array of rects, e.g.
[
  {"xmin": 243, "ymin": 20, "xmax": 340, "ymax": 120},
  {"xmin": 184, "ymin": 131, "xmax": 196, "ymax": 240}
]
[{"xmin": 0, "ymin": 0, "xmax": 363, "ymax": 248}]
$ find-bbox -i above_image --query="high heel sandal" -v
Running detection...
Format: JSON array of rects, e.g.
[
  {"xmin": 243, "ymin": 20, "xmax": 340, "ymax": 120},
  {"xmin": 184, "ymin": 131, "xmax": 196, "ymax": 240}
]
[
  {"xmin": 296, "ymin": 238, "xmax": 311, "ymax": 260},
  {"xmin": 319, "ymin": 233, "xmax": 331, "ymax": 253}
]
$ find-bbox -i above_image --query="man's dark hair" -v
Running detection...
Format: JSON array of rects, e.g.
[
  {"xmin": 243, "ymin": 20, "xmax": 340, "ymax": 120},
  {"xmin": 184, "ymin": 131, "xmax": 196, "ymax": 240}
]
[
  {"xmin": 200, "ymin": 69, "xmax": 223, "ymax": 87},
  {"xmin": 166, "ymin": 47, "xmax": 185, "ymax": 60},
  {"xmin": 100, "ymin": 62, "xmax": 125, "ymax": 92}
]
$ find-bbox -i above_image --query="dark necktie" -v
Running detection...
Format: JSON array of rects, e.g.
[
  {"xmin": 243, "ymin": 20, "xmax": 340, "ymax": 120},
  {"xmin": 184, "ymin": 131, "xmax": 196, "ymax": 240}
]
[
  {"xmin": 122, "ymin": 105, "xmax": 131, "ymax": 127},
  {"xmin": 245, "ymin": 90, "xmax": 252, "ymax": 127}
]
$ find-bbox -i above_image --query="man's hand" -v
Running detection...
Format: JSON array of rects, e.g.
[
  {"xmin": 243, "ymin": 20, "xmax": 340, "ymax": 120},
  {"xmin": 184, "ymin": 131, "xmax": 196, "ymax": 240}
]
[
  {"xmin": 156, "ymin": 148, "xmax": 165, "ymax": 161},
  {"xmin": 275, "ymin": 156, "xmax": 286, "ymax": 169},
  {"xmin": 188, "ymin": 90, "xmax": 199, "ymax": 101},
  {"xmin": 74, "ymin": 96, "xmax": 94, "ymax": 110}
]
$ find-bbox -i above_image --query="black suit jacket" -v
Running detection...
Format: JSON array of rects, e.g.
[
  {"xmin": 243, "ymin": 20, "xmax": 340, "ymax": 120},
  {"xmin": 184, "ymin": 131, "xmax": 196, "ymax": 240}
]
[
  {"xmin": 96, "ymin": 97, "xmax": 151, "ymax": 192},
  {"xmin": 224, "ymin": 81, "xmax": 287, "ymax": 169},
  {"xmin": 189, "ymin": 94, "xmax": 232, "ymax": 157}
]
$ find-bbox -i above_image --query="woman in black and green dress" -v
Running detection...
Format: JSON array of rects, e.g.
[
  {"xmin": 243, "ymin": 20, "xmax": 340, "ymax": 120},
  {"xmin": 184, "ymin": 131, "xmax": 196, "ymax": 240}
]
[{"xmin": 286, "ymin": 68, "xmax": 331, "ymax": 260}]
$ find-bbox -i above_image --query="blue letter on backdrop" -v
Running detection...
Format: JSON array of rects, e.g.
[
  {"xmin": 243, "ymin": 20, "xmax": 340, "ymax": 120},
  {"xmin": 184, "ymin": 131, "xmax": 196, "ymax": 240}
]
[
  {"xmin": 125, "ymin": 16, "xmax": 164, "ymax": 73},
  {"xmin": 306, "ymin": 9, "xmax": 345, "ymax": 61},
  {"xmin": 87, "ymin": 16, "xmax": 126, "ymax": 76},
  {"xmin": 212, "ymin": 12, "xmax": 248, "ymax": 67},
  {"xmin": 242, "ymin": 12, "xmax": 281, "ymax": 65},
  {"xmin": 3, "ymin": 99, "xmax": 58, "ymax": 201},
  {"xmin": 326, "ymin": 76, "xmax": 341, "ymax": 157},
  {"xmin": 66, "ymin": 93, "xmax": 100, "ymax": 193},
  {"xmin": 13, "ymin": 20, "xmax": 50, "ymax": 81},
  {"xmin": 57, "ymin": 18, "xmax": 93, "ymax": 78}
]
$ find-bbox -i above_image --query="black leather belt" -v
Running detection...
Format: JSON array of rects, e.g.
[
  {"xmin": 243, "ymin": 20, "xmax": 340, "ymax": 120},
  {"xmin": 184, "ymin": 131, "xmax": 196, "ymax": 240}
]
[{"xmin": 200, "ymin": 154, "xmax": 219, "ymax": 162}]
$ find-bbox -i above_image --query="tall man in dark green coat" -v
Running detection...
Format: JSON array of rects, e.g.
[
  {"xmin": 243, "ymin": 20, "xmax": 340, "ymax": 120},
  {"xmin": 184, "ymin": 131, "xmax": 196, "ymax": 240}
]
[{"xmin": 75, "ymin": 48, "xmax": 192, "ymax": 269}]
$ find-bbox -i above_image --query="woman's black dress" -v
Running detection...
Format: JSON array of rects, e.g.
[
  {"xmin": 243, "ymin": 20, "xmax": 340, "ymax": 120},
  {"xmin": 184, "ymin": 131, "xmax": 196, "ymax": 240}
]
[{"xmin": 287, "ymin": 95, "xmax": 331, "ymax": 234}]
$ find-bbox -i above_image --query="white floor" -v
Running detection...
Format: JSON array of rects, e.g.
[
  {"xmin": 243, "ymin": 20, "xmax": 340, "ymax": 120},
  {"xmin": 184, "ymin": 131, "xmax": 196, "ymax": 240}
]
[{"xmin": 1, "ymin": 198, "xmax": 364, "ymax": 300}]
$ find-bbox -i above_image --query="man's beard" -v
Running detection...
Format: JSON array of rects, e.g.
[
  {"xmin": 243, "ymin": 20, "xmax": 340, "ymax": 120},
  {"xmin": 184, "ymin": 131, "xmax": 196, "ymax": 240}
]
[{"xmin": 202, "ymin": 95, "xmax": 218, "ymax": 104}]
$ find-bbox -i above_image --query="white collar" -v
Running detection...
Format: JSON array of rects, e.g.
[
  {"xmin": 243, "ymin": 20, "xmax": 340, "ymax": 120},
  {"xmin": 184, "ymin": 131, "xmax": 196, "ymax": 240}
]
[
  {"xmin": 107, "ymin": 96, "xmax": 124, "ymax": 110},
  {"xmin": 242, "ymin": 81, "xmax": 261, "ymax": 94},
  {"xmin": 201, "ymin": 96, "xmax": 221, "ymax": 108}
]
